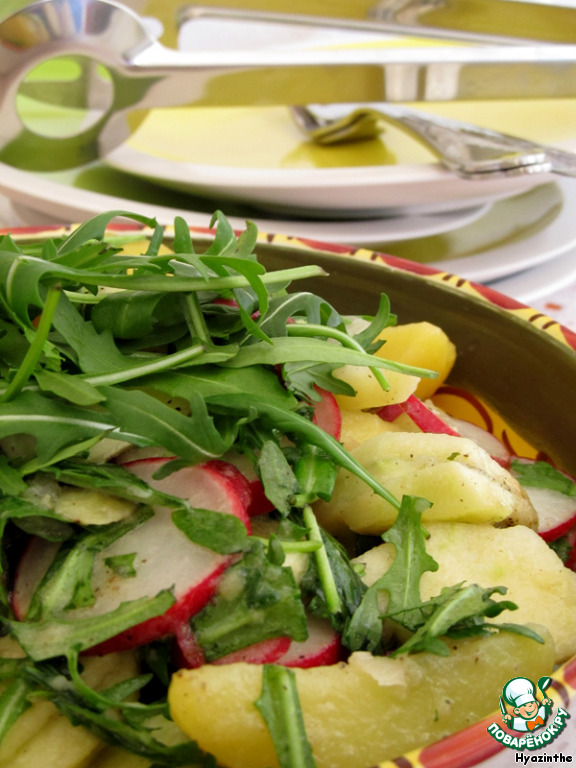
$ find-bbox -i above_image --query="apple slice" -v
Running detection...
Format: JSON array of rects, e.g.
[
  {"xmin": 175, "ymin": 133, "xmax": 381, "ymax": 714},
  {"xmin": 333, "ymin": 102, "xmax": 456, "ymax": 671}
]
[{"xmin": 276, "ymin": 615, "xmax": 341, "ymax": 669}]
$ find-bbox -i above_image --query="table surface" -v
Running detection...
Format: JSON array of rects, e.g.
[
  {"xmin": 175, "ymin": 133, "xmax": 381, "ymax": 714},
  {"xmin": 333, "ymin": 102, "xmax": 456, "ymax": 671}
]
[{"xmin": 1, "ymin": 189, "xmax": 575, "ymax": 332}]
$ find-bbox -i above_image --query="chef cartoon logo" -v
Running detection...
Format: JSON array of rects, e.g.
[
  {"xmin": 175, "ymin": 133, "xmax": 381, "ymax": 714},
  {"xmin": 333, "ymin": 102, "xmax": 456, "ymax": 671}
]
[
  {"xmin": 500, "ymin": 676, "xmax": 552, "ymax": 732},
  {"xmin": 486, "ymin": 675, "xmax": 571, "ymax": 751}
]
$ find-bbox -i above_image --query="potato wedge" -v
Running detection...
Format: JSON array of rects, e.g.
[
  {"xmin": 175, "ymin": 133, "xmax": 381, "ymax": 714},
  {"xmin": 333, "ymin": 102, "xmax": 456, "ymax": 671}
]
[
  {"xmin": 374, "ymin": 321, "xmax": 456, "ymax": 400},
  {"xmin": 0, "ymin": 652, "xmax": 140, "ymax": 767},
  {"xmin": 169, "ymin": 629, "xmax": 554, "ymax": 768},
  {"xmin": 355, "ymin": 522, "xmax": 576, "ymax": 663},
  {"xmin": 315, "ymin": 432, "xmax": 536, "ymax": 535}
]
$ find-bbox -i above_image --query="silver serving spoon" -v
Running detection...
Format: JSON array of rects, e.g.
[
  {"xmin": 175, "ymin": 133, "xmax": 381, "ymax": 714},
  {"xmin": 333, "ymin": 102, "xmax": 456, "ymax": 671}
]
[{"xmin": 4, "ymin": 0, "xmax": 576, "ymax": 172}]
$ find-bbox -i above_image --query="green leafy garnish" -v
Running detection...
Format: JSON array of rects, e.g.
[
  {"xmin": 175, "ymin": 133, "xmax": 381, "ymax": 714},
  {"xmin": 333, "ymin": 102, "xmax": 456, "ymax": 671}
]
[
  {"xmin": 511, "ymin": 459, "xmax": 576, "ymax": 496},
  {"xmin": 255, "ymin": 665, "xmax": 317, "ymax": 768}
]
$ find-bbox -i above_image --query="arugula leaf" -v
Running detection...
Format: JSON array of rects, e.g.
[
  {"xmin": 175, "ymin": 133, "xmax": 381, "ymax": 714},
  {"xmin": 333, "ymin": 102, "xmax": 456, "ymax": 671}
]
[
  {"xmin": 34, "ymin": 369, "xmax": 105, "ymax": 406},
  {"xmin": 26, "ymin": 507, "xmax": 154, "ymax": 619},
  {"xmin": 20, "ymin": 661, "xmax": 214, "ymax": 767},
  {"xmin": 255, "ymin": 665, "xmax": 317, "ymax": 768},
  {"xmin": 103, "ymin": 553, "xmax": 137, "ymax": 578},
  {"xmin": 293, "ymin": 444, "xmax": 338, "ymax": 505},
  {"xmin": 172, "ymin": 506, "xmax": 248, "ymax": 555},
  {"xmin": 103, "ymin": 387, "xmax": 233, "ymax": 463},
  {"xmin": 511, "ymin": 459, "xmax": 576, "ymax": 496},
  {"xmin": 258, "ymin": 440, "xmax": 299, "ymax": 517},
  {"xmin": 0, "ymin": 678, "xmax": 31, "ymax": 745},
  {"xmin": 139, "ymin": 365, "xmax": 297, "ymax": 411},
  {"xmin": 391, "ymin": 584, "xmax": 513, "ymax": 656},
  {"xmin": 192, "ymin": 540, "xmax": 308, "ymax": 661},
  {"xmin": 300, "ymin": 523, "xmax": 367, "ymax": 633},
  {"xmin": 0, "ymin": 390, "xmax": 115, "ymax": 466},
  {"xmin": 5, "ymin": 589, "xmax": 175, "ymax": 661},
  {"xmin": 343, "ymin": 496, "xmax": 435, "ymax": 653}
]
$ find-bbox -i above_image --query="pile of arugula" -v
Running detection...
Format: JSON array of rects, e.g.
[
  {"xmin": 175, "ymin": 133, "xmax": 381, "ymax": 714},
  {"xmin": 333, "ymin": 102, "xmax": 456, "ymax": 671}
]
[{"xmin": 0, "ymin": 211, "xmax": 540, "ymax": 768}]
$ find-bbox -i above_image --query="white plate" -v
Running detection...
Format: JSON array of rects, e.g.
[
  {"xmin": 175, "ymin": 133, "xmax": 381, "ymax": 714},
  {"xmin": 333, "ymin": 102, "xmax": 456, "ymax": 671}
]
[
  {"xmin": 0, "ymin": 165, "xmax": 573, "ymax": 286},
  {"xmin": 488, "ymin": 245, "xmax": 576, "ymax": 305},
  {"xmin": 102, "ymin": 25, "xmax": 576, "ymax": 217},
  {"xmin": 370, "ymin": 178, "xmax": 576, "ymax": 283},
  {"xmin": 0, "ymin": 161, "xmax": 488, "ymax": 245},
  {"xmin": 105, "ymin": 107, "xmax": 557, "ymax": 219}
]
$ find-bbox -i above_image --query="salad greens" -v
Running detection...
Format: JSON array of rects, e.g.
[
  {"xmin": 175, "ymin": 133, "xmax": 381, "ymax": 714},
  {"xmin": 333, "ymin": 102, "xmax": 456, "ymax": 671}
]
[{"xmin": 0, "ymin": 210, "xmax": 538, "ymax": 768}]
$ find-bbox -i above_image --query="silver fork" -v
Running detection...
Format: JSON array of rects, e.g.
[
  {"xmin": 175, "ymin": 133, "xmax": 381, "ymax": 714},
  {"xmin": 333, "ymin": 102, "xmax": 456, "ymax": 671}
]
[{"xmin": 291, "ymin": 103, "xmax": 576, "ymax": 180}]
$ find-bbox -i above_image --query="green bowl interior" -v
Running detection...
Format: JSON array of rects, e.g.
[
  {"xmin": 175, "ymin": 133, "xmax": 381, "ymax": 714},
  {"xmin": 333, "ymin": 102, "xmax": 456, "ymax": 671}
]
[{"xmin": 255, "ymin": 242, "xmax": 576, "ymax": 476}]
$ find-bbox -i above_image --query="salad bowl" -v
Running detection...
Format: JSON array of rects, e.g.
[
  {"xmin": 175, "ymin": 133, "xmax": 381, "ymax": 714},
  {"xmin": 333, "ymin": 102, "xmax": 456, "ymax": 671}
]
[{"xmin": 0, "ymin": 216, "xmax": 575, "ymax": 768}]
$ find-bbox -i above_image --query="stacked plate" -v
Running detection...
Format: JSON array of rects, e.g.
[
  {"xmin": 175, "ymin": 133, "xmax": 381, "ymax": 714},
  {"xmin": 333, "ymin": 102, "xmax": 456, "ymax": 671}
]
[{"xmin": 4, "ymin": 20, "xmax": 576, "ymax": 304}]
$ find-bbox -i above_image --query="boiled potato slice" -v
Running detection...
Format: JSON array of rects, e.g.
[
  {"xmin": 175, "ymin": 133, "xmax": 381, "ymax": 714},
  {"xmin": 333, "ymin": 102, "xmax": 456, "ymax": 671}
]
[
  {"xmin": 333, "ymin": 366, "xmax": 419, "ymax": 411},
  {"xmin": 315, "ymin": 432, "xmax": 536, "ymax": 535},
  {"xmin": 333, "ymin": 321, "xmax": 456, "ymax": 410},
  {"xmin": 169, "ymin": 629, "xmax": 554, "ymax": 768},
  {"xmin": 339, "ymin": 409, "xmax": 403, "ymax": 452},
  {"xmin": 355, "ymin": 522, "xmax": 576, "ymax": 663},
  {"xmin": 374, "ymin": 321, "xmax": 456, "ymax": 400},
  {"xmin": 55, "ymin": 487, "xmax": 136, "ymax": 525},
  {"xmin": 0, "ymin": 652, "xmax": 139, "ymax": 767}
]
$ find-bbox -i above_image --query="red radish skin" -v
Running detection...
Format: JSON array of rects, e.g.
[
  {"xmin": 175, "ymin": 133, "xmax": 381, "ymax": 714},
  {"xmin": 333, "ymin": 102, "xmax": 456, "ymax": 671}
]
[
  {"xmin": 13, "ymin": 458, "xmax": 253, "ymax": 654},
  {"xmin": 174, "ymin": 621, "xmax": 206, "ymax": 669},
  {"xmin": 218, "ymin": 452, "xmax": 275, "ymax": 517},
  {"xmin": 118, "ymin": 447, "xmax": 273, "ymax": 518},
  {"xmin": 378, "ymin": 395, "xmax": 511, "ymax": 466},
  {"xmin": 12, "ymin": 537, "xmax": 59, "ymax": 620},
  {"xmin": 211, "ymin": 636, "xmax": 291, "ymax": 666},
  {"xmin": 312, "ymin": 387, "xmax": 342, "ymax": 441},
  {"xmin": 511, "ymin": 460, "xmax": 576, "ymax": 542},
  {"xmin": 513, "ymin": 459, "xmax": 576, "ymax": 542},
  {"xmin": 276, "ymin": 616, "xmax": 341, "ymax": 669},
  {"xmin": 378, "ymin": 395, "xmax": 459, "ymax": 435},
  {"xmin": 122, "ymin": 457, "xmax": 252, "ymax": 532}
]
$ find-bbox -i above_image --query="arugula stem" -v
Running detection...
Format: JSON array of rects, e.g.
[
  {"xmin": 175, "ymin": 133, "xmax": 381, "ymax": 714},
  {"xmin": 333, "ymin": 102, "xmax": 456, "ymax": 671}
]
[
  {"xmin": 287, "ymin": 323, "xmax": 436, "ymax": 380},
  {"xmin": 287, "ymin": 322, "xmax": 390, "ymax": 392},
  {"xmin": 302, "ymin": 505, "xmax": 342, "ymax": 617},
  {"xmin": 182, "ymin": 293, "xmax": 212, "ymax": 345},
  {"xmin": 1, "ymin": 285, "xmax": 61, "ymax": 403},
  {"xmin": 251, "ymin": 536, "xmax": 322, "ymax": 554},
  {"xmin": 253, "ymin": 402, "xmax": 401, "ymax": 510},
  {"xmin": 71, "ymin": 265, "xmax": 328, "ymax": 292},
  {"xmin": 63, "ymin": 291, "xmax": 102, "ymax": 304},
  {"xmin": 84, "ymin": 343, "xmax": 206, "ymax": 387}
]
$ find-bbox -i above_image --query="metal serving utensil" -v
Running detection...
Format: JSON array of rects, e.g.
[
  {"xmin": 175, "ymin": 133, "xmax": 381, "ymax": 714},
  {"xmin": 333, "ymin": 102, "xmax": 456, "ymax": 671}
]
[
  {"xmin": 290, "ymin": 103, "xmax": 576, "ymax": 180},
  {"xmin": 4, "ymin": 0, "xmax": 576, "ymax": 171},
  {"xmin": 177, "ymin": 2, "xmax": 576, "ymax": 45}
]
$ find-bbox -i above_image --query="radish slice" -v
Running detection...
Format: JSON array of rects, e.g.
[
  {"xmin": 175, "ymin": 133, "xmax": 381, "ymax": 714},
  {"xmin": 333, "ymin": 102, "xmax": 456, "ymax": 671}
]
[
  {"xmin": 277, "ymin": 616, "xmax": 341, "ymax": 669},
  {"xmin": 312, "ymin": 387, "xmax": 342, "ymax": 441},
  {"xmin": 377, "ymin": 395, "xmax": 459, "ymax": 436},
  {"xmin": 218, "ymin": 451, "xmax": 274, "ymax": 517},
  {"xmin": 378, "ymin": 395, "xmax": 511, "ymax": 467},
  {"xmin": 427, "ymin": 407, "xmax": 510, "ymax": 467},
  {"xmin": 527, "ymin": 486, "xmax": 576, "ymax": 542},
  {"xmin": 123, "ymin": 457, "xmax": 251, "ymax": 532},
  {"xmin": 212, "ymin": 636, "xmax": 291, "ymax": 666},
  {"xmin": 12, "ymin": 537, "xmax": 59, "ymax": 620},
  {"xmin": 14, "ymin": 459, "xmax": 252, "ymax": 654},
  {"xmin": 511, "ymin": 458, "xmax": 576, "ymax": 542}
]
